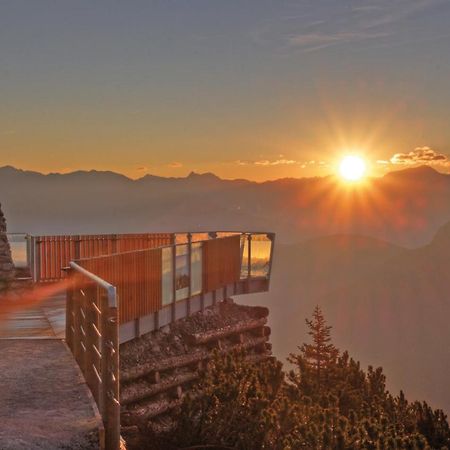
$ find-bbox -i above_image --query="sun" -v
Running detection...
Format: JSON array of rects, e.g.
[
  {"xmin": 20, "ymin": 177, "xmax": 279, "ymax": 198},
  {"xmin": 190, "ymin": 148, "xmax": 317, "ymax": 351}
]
[{"xmin": 339, "ymin": 155, "xmax": 367, "ymax": 181}]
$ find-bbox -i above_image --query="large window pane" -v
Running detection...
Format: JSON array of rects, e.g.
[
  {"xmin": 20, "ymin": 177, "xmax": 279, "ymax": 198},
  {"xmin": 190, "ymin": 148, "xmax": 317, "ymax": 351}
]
[
  {"xmin": 250, "ymin": 234, "xmax": 272, "ymax": 278},
  {"xmin": 7, "ymin": 234, "xmax": 28, "ymax": 268},
  {"xmin": 175, "ymin": 244, "xmax": 189, "ymax": 301},
  {"xmin": 240, "ymin": 235, "xmax": 249, "ymax": 279},
  {"xmin": 191, "ymin": 242, "xmax": 202, "ymax": 295},
  {"xmin": 162, "ymin": 247, "xmax": 173, "ymax": 305}
]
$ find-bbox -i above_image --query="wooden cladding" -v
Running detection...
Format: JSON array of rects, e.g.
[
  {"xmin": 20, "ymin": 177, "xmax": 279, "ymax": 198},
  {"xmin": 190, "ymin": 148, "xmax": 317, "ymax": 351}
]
[
  {"xmin": 202, "ymin": 235, "xmax": 241, "ymax": 292},
  {"xmin": 35, "ymin": 233, "xmax": 172, "ymax": 282},
  {"xmin": 80, "ymin": 248, "xmax": 162, "ymax": 324}
]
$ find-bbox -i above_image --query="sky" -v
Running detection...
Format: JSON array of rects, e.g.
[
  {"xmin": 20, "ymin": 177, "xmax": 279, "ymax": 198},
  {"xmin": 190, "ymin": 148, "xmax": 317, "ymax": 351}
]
[{"xmin": 1, "ymin": 0, "xmax": 450, "ymax": 181}]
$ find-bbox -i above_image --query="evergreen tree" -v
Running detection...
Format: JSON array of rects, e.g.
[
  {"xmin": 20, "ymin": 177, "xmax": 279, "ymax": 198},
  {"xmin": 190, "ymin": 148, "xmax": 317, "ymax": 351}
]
[{"xmin": 159, "ymin": 308, "xmax": 450, "ymax": 450}]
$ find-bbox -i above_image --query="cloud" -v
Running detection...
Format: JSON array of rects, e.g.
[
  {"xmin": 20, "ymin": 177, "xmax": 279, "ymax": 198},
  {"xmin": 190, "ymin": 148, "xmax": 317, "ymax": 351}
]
[
  {"xmin": 288, "ymin": 30, "xmax": 389, "ymax": 53},
  {"xmin": 235, "ymin": 159, "xmax": 327, "ymax": 168},
  {"xmin": 280, "ymin": 0, "xmax": 447, "ymax": 53},
  {"xmin": 236, "ymin": 158, "xmax": 303, "ymax": 166},
  {"xmin": 137, "ymin": 166, "xmax": 149, "ymax": 172},
  {"xmin": 168, "ymin": 162, "xmax": 183, "ymax": 168},
  {"xmin": 390, "ymin": 147, "xmax": 449, "ymax": 165}
]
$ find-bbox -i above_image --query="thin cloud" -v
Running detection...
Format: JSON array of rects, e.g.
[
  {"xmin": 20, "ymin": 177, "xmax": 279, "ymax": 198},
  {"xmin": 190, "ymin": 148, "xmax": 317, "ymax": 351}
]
[
  {"xmin": 288, "ymin": 30, "xmax": 390, "ymax": 53},
  {"xmin": 168, "ymin": 162, "xmax": 183, "ymax": 168},
  {"xmin": 390, "ymin": 147, "xmax": 449, "ymax": 165},
  {"xmin": 282, "ymin": 0, "xmax": 448, "ymax": 53},
  {"xmin": 235, "ymin": 159, "xmax": 325, "ymax": 167},
  {"xmin": 236, "ymin": 159, "xmax": 303, "ymax": 166}
]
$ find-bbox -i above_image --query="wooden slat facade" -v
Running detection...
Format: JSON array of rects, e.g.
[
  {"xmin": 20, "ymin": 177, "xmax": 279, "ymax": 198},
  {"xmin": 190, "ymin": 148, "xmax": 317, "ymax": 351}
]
[
  {"xmin": 202, "ymin": 235, "xmax": 241, "ymax": 292},
  {"xmin": 79, "ymin": 248, "xmax": 163, "ymax": 324},
  {"xmin": 34, "ymin": 233, "xmax": 172, "ymax": 282}
]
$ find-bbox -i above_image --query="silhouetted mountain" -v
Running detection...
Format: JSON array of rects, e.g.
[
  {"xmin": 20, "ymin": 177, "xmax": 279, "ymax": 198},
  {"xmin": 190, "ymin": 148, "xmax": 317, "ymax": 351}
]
[
  {"xmin": 1, "ymin": 165, "xmax": 450, "ymax": 246},
  {"xmin": 1, "ymin": 164, "xmax": 449, "ymax": 411},
  {"xmin": 255, "ymin": 222, "xmax": 450, "ymax": 413}
]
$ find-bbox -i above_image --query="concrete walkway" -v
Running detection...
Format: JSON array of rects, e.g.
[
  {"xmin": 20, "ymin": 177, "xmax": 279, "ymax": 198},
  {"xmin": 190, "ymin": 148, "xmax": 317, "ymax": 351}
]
[{"xmin": 0, "ymin": 295, "xmax": 103, "ymax": 449}]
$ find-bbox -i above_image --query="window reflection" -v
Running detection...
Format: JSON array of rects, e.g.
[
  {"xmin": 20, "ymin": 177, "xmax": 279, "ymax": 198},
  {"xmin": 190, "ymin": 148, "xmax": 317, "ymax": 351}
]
[{"xmin": 162, "ymin": 247, "xmax": 173, "ymax": 305}]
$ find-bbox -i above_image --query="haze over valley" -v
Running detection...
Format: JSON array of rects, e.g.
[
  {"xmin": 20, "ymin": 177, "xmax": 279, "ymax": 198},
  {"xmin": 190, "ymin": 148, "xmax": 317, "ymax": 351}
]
[{"xmin": 2, "ymin": 164, "xmax": 449, "ymax": 413}]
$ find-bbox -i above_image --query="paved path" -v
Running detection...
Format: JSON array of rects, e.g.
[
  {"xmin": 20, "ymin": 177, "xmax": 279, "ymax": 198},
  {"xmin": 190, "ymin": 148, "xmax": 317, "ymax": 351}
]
[
  {"xmin": 0, "ymin": 295, "xmax": 65, "ymax": 339},
  {"xmin": 0, "ymin": 295, "xmax": 102, "ymax": 449}
]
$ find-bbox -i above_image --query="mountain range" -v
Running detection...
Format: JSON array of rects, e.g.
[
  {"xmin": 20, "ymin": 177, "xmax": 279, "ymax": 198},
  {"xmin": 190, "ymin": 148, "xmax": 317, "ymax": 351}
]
[
  {"xmin": 1, "ymin": 165, "xmax": 450, "ymax": 247},
  {"xmin": 1, "ymin": 164, "xmax": 450, "ymax": 412}
]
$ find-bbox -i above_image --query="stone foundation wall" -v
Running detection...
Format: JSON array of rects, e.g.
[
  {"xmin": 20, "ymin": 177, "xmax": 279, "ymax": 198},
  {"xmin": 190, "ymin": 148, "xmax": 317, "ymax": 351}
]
[{"xmin": 0, "ymin": 203, "xmax": 15, "ymax": 288}]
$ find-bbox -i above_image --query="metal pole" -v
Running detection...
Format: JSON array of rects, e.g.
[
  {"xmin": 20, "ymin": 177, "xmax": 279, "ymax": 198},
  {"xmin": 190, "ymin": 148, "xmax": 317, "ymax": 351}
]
[
  {"xmin": 246, "ymin": 234, "xmax": 252, "ymax": 293},
  {"xmin": 187, "ymin": 233, "xmax": 192, "ymax": 316},
  {"xmin": 172, "ymin": 244, "xmax": 176, "ymax": 323}
]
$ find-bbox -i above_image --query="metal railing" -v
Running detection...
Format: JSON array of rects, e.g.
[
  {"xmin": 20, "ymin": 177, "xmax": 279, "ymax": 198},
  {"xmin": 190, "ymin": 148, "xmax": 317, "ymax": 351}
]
[{"xmin": 66, "ymin": 262, "xmax": 120, "ymax": 450}]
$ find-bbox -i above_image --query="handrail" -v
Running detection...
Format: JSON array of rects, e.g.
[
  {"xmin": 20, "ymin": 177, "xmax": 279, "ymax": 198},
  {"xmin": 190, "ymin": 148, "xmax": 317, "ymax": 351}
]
[
  {"xmin": 69, "ymin": 262, "xmax": 117, "ymax": 307},
  {"xmin": 62, "ymin": 230, "xmax": 275, "ymax": 449},
  {"xmin": 67, "ymin": 262, "xmax": 120, "ymax": 450}
]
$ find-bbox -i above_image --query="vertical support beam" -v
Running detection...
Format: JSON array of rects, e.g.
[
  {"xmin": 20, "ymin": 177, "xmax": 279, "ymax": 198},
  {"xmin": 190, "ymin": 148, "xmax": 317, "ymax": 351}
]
[
  {"xmin": 65, "ymin": 269, "xmax": 75, "ymax": 351},
  {"xmin": 99, "ymin": 293, "xmax": 108, "ymax": 418},
  {"xmin": 35, "ymin": 238, "xmax": 42, "ymax": 283},
  {"xmin": 104, "ymin": 290, "xmax": 120, "ymax": 450},
  {"xmin": 187, "ymin": 232, "xmax": 192, "ymax": 317},
  {"xmin": 85, "ymin": 285, "xmax": 97, "ymax": 401},
  {"xmin": 112, "ymin": 234, "xmax": 118, "ymax": 254},
  {"xmin": 73, "ymin": 289, "xmax": 84, "ymax": 369},
  {"xmin": 267, "ymin": 233, "xmax": 275, "ymax": 284},
  {"xmin": 171, "ymin": 244, "xmax": 176, "ymax": 323},
  {"xmin": 246, "ymin": 233, "xmax": 252, "ymax": 293},
  {"xmin": 74, "ymin": 235, "xmax": 81, "ymax": 260}
]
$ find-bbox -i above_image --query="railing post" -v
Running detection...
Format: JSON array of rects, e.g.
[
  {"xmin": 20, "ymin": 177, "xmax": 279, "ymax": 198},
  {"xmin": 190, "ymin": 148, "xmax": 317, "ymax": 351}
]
[
  {"xmin": 65, "ymin": 269, "xmax": 75, "ymax": 351},
  {"xmin": 187, "ymin": 232, "xmax": 192, "ymax": 316},
  {"xmin": 112, "ymin": 234, "xmax": 118, "ymax": 254},
  {"xmin": 104, "ymin": 290, "xmax": 120, "ymax": 450},
  {"xmin": 267, "ymin": 233, "xmax": 275, "ymax": 283},
  {"xmin": 171, "ymin": 243, "xmax": 176, "ymax": 323},
  {"xmin": 35, "ymin": 238, "xmax": 42, "ymax": 283},
  {"xmin": 246, "ymin": 233, "xmax": 252, "ymax": 293},
  {"xmin": 84, "ymin": 285, "xmax": 97, "ymax": 402},
  {"xmin": 73, "ymin": 289, "xmax": 84, "ymax": 369}
]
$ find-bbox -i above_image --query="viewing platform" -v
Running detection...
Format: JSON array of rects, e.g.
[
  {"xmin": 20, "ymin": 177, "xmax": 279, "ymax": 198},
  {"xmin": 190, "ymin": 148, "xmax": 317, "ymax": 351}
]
[{"xmin": 2, "ymin": 231, "xmax": 275, "ymax": 449}]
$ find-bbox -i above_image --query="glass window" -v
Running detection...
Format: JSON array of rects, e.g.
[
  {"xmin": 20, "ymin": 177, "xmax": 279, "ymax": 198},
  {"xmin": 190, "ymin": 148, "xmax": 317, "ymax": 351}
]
[
  {"xmin": 7, "ymin": 234, "xmax": 28, "ymax": 268},
  {"xmin": 175, "ymin": 244, "xmax": 189, "ymax": 301},
  {"xmin": 250, "ymin": 234, "xmax": 272, "ymax": 278},
  {"xmin": 191, "ymin": 242, "xmax": 202, "ymax": 295},
  {"xmin": 240, "ymin": 234, "xmax": 249, "ymax": 279},
  {"xmin": 162, "ymin": 247, "xmax": 173, "ymax": 305}
]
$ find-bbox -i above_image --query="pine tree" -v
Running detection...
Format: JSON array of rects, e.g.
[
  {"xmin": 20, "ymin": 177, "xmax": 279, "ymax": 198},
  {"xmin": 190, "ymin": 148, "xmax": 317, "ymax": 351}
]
[{"xmin": 291, "ymin": 306, "xmax": 338, "ymax": 391}]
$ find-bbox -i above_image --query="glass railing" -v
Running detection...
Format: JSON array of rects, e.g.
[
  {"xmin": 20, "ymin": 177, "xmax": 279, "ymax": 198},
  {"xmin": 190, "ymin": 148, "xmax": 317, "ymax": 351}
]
[{"xmin": 6, "ymin": 233, "xmax": 29, "ymax": 268}]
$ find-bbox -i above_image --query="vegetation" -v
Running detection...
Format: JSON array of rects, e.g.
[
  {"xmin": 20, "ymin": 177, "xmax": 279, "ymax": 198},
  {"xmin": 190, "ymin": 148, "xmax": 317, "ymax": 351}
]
[{"xmin": 161, "ymin": 306, "xmax": 450, "ymax": 450}]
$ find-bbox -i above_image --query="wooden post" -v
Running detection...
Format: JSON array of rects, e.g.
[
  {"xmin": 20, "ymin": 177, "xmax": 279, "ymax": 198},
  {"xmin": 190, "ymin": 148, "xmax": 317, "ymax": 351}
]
[
  {"xmin": 104, "ymin": 299, "xmax": 120, "ymax": 450},
  {"xmin": 74, "ymin": 235, "xmax": 81, "ymax": 260},
  {"xmin": 99, "ymin": 293, "xmax": 108, "ymax": 418},
  {"xmin": 85, "ymin": 285, "xmax": 98, "ymax": 402},
  {"xmin": 73, "ymin": 289, "xmax": 84, "ymax": 369},
  {"xmin": 65, "ymin": 270, "xmax": 74, "ymax": 351}
]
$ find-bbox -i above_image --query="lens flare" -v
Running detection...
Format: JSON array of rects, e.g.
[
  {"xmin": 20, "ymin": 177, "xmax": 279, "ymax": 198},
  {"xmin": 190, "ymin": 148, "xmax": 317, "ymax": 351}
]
[{"xmin": 339, "ymin": 155, "xmax": 366, "ymax": 181}]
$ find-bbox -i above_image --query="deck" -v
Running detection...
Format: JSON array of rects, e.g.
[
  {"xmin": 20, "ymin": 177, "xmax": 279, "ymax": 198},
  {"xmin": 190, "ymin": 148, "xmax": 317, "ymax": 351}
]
[{"xmin": 0, "ymin": 296, "xmax": 103, "ymax": 450}]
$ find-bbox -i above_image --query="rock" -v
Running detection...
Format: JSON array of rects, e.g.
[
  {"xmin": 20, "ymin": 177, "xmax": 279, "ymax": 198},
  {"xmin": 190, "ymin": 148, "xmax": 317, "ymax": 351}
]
[{"xmin": 0, "ymin": 203, "xmax": 15, "ymax": 287}]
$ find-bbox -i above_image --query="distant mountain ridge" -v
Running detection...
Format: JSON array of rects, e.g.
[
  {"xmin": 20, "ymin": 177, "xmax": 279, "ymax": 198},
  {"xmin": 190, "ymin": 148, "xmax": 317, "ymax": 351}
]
[
  {"xmin": 1, "ymin": 164, "xmax": 449, "ymax": 246},
  {"xmin": 255, "ymin": 221, "xmax": 450, "ymax": 414},
  {"xmin": 1, "ymin": 164, "xmax": 449, "ymax": 413}
]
